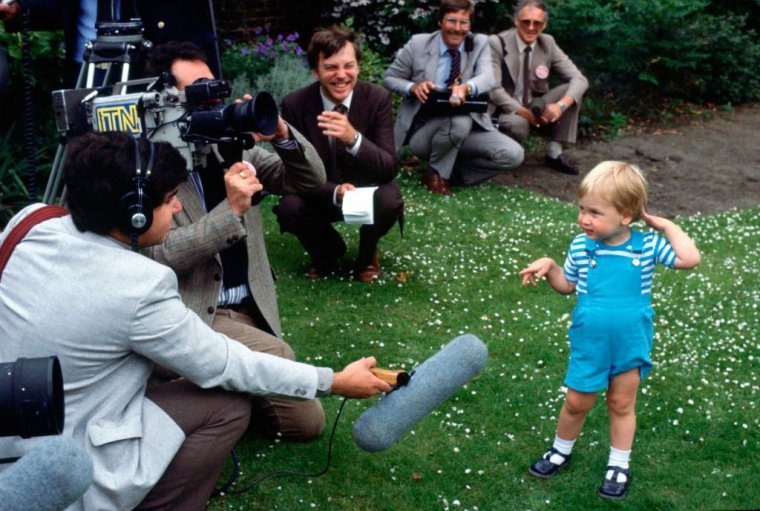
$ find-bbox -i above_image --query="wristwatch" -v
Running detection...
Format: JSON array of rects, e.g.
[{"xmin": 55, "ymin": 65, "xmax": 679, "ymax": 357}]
[
  {"xmin": 348, "ymin": 131, "xmax": 360, "ymax": 149},
  {"xmin": 465, "ymin": 82, "xmax": 473, "ymax": 97},
  {"xmin": 557, "ymin": 100, "xmax": 568, "ymax": 113}
]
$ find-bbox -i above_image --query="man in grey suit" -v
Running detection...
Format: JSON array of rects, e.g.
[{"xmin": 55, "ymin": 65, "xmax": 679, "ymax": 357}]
[
  {"xmin": 0, "ymin": 131, "xmax": 391, "ymax": 510},
  {"xmin": 490, "ymin": 0, "xmax": 589, "ymax": 175},
  {"xmin": 383, "ymin": 0, "xmax": 524, "ymax": 196},
  {"xmin": 144, "ymin": 42, "xmax": 327, "ymax": 441}
]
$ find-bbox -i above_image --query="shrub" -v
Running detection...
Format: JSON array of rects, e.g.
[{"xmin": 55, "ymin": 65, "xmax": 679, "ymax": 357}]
[
  {"xmin": 241, "ymin": 54, "xmax": 313, "ymax": 109},
  {"xmin": 544, "ymin": 0, "xmax": 760, "ymax": 104},
  {"xmin": 221, "ymin": 28, "xmax": 306, "ymax": 82}
]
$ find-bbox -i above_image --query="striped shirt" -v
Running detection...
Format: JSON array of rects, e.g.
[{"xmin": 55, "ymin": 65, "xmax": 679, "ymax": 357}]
[{"xmin": 563, "ymin": 230, "xmax": 676, "ymax": 295}]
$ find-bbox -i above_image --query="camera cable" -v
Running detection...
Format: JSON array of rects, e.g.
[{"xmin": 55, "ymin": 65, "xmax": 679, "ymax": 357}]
[{"xmin": 211, "ymin": 397, "xmax": 349, "ymax": 498}]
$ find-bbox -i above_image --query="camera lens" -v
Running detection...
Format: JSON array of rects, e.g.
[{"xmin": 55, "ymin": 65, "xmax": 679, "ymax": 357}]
[
  {"xmin": 225, "ymin": 92, "xmax": 278, "ymax": 136},
  {"xmin": 0, "ymin": 357, "xmax": 65, "ymax": 438}
]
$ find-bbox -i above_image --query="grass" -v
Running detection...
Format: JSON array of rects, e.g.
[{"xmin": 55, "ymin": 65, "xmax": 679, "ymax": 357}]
[{"xmin": 207, "ymin": 170, "xmax": 759, "ymax": 511}]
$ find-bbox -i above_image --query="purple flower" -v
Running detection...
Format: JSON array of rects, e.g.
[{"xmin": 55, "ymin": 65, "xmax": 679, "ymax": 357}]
[
  {"xmin": 286, "ymin": 33, "xmax": 298, "ymax": 42},
  {"xmin": 240, "ymin": 48, "xmax": 249, "ymax": 56},
  {"xmin": 282, "ymin": 42, "xmax": 290, "ymax": 52},
  {"xmin": 254, "ymin": 26, "xmax": 262, "ymax": 35},
  {"xmin": 224, "ymin": 38, "xmax": 233, "ymax": 47}
]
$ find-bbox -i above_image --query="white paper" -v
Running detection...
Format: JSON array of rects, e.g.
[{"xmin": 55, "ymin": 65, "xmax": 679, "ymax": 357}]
[{"xmin": 342, "ymin": 186, "xmax": 378, "ymax": 225}]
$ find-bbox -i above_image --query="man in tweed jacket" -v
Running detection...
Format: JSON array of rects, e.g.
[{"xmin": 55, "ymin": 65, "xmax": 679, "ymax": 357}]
[{"xmin": 144, "ymin": 42, "xmax": 326, "ymax": 441}]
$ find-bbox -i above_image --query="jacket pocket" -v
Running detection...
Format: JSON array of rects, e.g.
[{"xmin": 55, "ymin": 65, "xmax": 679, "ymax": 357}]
[{"xmin": 87, "ymin": 415, "xmax": 143, "ymax": 446}]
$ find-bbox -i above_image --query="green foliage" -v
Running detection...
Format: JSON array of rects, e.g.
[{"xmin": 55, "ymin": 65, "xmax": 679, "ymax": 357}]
[
  {"xmin": 236, "ymin": 54, "xmax": 313, "ymax": 109},
  {"xmin": 221, "ymin": 28, "xmax": 306, "ymax": 83},
  {"xmin": 546, "ymin": 0, "xmax": 760, "ymax": 104},
  {"xmin": 0, "ymin": 127, "xmax": 29, "ymax": 227},
  {"xmin": 0, "ymin": 28, "xmax": 64, "ymax": 88},
  {"xmin": 207, "ymin": 174, "xmax": 760, "ymax": 510}
]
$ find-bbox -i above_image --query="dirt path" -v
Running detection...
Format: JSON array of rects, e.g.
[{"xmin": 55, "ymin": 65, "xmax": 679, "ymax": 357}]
[{"xmin": 490, "ymin": 103, "xmax": 760, "ymax": 218}]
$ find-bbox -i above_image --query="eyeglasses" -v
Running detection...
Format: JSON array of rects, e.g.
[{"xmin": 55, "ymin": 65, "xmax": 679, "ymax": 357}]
[
  {"xmin": 519, "ymin": 19, "xmax": 546, "ymax": 29},
  {"xmin": 444, "ymin": 18, "xmax": 471, "ymax": 28}
]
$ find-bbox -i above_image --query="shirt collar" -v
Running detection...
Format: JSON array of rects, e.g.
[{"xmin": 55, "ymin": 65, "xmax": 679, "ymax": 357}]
[
  {"xmin": 516, "ymin": 37, "xmax": 536, "ymax": 54},
  {"xmin": 319, "ymin": 87, "xmax": 354, "ymax": 111},
  {"xmin": 439, "ymin": 38, "xmax": 465, "ymax": 56}
]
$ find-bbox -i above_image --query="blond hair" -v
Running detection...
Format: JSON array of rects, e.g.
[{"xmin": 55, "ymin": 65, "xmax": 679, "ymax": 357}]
[{"xmin": 578, "ymin": 161, "xmax": 648, "ymax": 220}]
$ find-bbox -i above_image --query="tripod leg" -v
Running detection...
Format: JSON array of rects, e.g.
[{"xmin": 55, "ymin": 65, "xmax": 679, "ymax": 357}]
[{"xmin": 43, "ymin": 144, "xmax": 66, "ymax": 205}]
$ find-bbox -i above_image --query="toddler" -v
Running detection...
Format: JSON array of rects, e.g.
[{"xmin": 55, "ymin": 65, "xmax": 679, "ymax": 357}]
[{"xmin": 519, "ymin": 161, "xmax": 701, "ymax": 499}]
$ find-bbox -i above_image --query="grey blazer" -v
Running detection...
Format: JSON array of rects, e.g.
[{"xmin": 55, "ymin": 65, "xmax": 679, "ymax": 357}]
[
  {"xmin": 489, "ymin": 29, "xmax": 588, "ymax": 114},
  {"xmin": 146, "ymin": 125, "xmax": 325, "ymax": 337},
  {"xmin": 383, "ymin": 31, "xmax": 497, "ymax": 152},
  {"xmin": 0, "ymin": 205, "xmax": 324, "ymax": 510}
]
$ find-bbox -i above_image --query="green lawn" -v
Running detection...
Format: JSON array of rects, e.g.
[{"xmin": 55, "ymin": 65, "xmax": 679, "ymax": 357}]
[{"xmin": 208, "ymin": 171, "xmax": 759, "ymax": 511}]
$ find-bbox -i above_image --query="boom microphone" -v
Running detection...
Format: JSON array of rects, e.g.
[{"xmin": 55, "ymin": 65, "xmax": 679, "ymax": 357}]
[
  {"xmin": 353, "ymin": 334, "xmax": 488, "ymax": 452},
  {"xmin": 0, "ymin": 437, "xmax": 93, "ymax": 510}
]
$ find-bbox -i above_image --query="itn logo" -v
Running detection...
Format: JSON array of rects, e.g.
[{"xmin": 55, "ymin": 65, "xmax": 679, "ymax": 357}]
[{"xmin": 94, "ymin": 103, "xmax": 142, "ymax": 135}]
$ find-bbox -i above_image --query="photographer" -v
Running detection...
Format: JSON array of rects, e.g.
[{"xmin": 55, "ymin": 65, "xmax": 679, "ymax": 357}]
[
  {"xmin": 0, "ymin": 131, "xmax": 391, "ymax": 511},
  {"xmin": 383, "ymin": 0, "xmax": 524, "ymax": 196},
  {"xmin": 143, "ymin": 42, "xmax": 329, "ymax": 442},
  {"xmin": 489, "ymin": 0, "xmax": 589, "ymax": 175}
]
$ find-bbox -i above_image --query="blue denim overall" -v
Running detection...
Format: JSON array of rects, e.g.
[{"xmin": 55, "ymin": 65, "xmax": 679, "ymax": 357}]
[{"xmin": 565, "ymin": 230, "xmax": 654, "ymax": 392}]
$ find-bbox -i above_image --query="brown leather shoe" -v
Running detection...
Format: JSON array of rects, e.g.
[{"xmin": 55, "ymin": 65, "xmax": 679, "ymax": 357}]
[
  {"xmin": 422, "ymin": 169, "xmax": 452, "ymax": 195},
  {"xmin": 355, "ymin": 254, "xmax": 382, "ymax": 282},
  {"xmin": 545, "ymin": 154, "xmax": 580, "ymax": 175}
]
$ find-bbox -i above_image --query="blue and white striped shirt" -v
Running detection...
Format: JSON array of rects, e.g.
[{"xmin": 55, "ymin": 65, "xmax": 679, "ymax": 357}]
[{"xmin": 563, "ymin": 231, "xmax": 676, "ymax": 295}]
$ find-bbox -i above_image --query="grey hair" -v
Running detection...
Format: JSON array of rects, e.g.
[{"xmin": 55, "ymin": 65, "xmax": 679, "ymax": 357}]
[{"xmin": 514, "ymin": 0, "xmax": 548, "ymax": 21}]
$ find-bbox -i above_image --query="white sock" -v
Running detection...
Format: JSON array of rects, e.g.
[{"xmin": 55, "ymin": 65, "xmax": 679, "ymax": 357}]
[
  {"xmin": 548, "ymin": 435, "xmax": 575, "ymax": 465},
  {"xmin": 606, "ymin": 447, "xmax": 631, "ymax": 482},
  {"xmin": 546, "ymin": 141, "xmax": 563, "ymax": 159}
]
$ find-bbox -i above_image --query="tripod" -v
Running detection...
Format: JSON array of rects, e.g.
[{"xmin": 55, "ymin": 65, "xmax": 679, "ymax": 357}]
[{"xmin": 42, "ymin": 3, "xmax": 152, "ymax": 204}]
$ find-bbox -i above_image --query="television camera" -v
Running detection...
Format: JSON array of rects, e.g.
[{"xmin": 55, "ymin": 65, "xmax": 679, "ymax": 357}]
[{"xmin": 50, "ymin": 75, "xmax": 279, "ymax": 173}]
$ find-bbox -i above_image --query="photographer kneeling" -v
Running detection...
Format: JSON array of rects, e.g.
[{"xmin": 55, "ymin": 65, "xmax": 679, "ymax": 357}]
[{"xmin": 0, "ymin": 131, "xmax": 391, "ymax": 511}]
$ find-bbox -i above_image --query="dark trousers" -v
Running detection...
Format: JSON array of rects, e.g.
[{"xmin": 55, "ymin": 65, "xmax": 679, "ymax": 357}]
[
  {"xmin": 275, "ymin": 182, "xmax": 403, "ymax": 270},
  {"xmin": 137, "ymin": 379, "xmax": 251, "ymax": 511}
]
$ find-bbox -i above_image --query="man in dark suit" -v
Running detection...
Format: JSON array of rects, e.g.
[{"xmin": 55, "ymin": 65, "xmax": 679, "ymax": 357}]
[
  {"xmin": 489, "ymin": 0, "xmax": 588, "ymax": 174},
  {"xmin": 276, "ymin": 26, "xmax": 403, "ymax": 282}
]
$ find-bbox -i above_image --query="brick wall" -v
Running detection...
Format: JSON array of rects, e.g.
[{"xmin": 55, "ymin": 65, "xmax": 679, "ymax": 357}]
[{"xmin": 214, "ymin": 0, "xmax": 330, "ymax": 46}]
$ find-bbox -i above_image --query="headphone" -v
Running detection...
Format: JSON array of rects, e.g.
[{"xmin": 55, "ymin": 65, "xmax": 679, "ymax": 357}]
[{"xmin": 116, "ymin": 137, "xmax": 156, "ymax": 240}]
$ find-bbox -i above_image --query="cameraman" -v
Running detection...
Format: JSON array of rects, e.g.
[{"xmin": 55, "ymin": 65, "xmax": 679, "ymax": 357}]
[
  {"xmin": 143, "ymin": 42, "xmax": 329, "ymax": 442},
  {"xmin": 0, "ymin": 131, "xmax": 390, "ymax": 511}
]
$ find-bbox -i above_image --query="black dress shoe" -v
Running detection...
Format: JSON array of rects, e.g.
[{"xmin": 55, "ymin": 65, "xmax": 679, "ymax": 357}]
[
  {"xmin": 545, "ymin": 154, "xmax": 580, "ymax": 175},
  {"xmin": 528, "ymin": 447, "xmax": 571, "ymax": 479},
  {"xmin": 597, "ymin": 466, "xmax": 631, "ymax": 500}
]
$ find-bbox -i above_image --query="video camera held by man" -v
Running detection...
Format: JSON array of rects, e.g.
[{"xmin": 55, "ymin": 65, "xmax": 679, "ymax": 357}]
[{"xmin": 51, "ymin": 76, "xmax": 278, "ymax": 170}]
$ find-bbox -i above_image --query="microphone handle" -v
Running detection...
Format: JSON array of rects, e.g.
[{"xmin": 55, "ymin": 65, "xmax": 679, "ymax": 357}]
[{"xmin": 369, "ymin": 368, "xmax": 410, "ymax": 386}]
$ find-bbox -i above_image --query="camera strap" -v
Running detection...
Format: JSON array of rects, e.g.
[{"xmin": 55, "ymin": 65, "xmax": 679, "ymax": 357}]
[{"xmin": 0, "ymin": 205, "xmax": 69, "ymax": 281}]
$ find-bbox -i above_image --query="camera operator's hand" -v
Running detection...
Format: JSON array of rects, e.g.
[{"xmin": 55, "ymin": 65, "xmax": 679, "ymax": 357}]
[
  {"xmin": 253, "ymin": 116, "xmax": 290, "ymax": 144},
  {"xmin": 224, "ymin": 162, "xmax": 263, "ymax": 217},
  {"xmin": 317, "ymin": 109, "xmax": 356, "ymax": 146},
  {"xmin": 0, "ymin": 1, "xmax": 20, "ymax": 24},
  {"xmin": 335, "ymin": 182, "xmax": 356, "ymax": 203},
  {"xmin": 410, "ymin": 80, "xmax": 436, "ymax": 104},
  {"xmin": 331, "ymin": 356, "xmax": 392, "ymax": 398}
]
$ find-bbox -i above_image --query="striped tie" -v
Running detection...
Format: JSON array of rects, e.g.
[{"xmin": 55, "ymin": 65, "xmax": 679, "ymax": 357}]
[{"xmin": 446, "ymin": 49, "xmax": 461, "ymax": 86}]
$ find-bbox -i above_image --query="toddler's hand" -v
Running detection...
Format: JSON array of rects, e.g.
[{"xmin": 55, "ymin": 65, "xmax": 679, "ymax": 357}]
[
  {"xmin": 641, "ymin": 210, "xmax": 671, "ymax": 231},
  {"xmin": 519, "ymin": 257, "xmax": 554, "ymax": 286}
]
